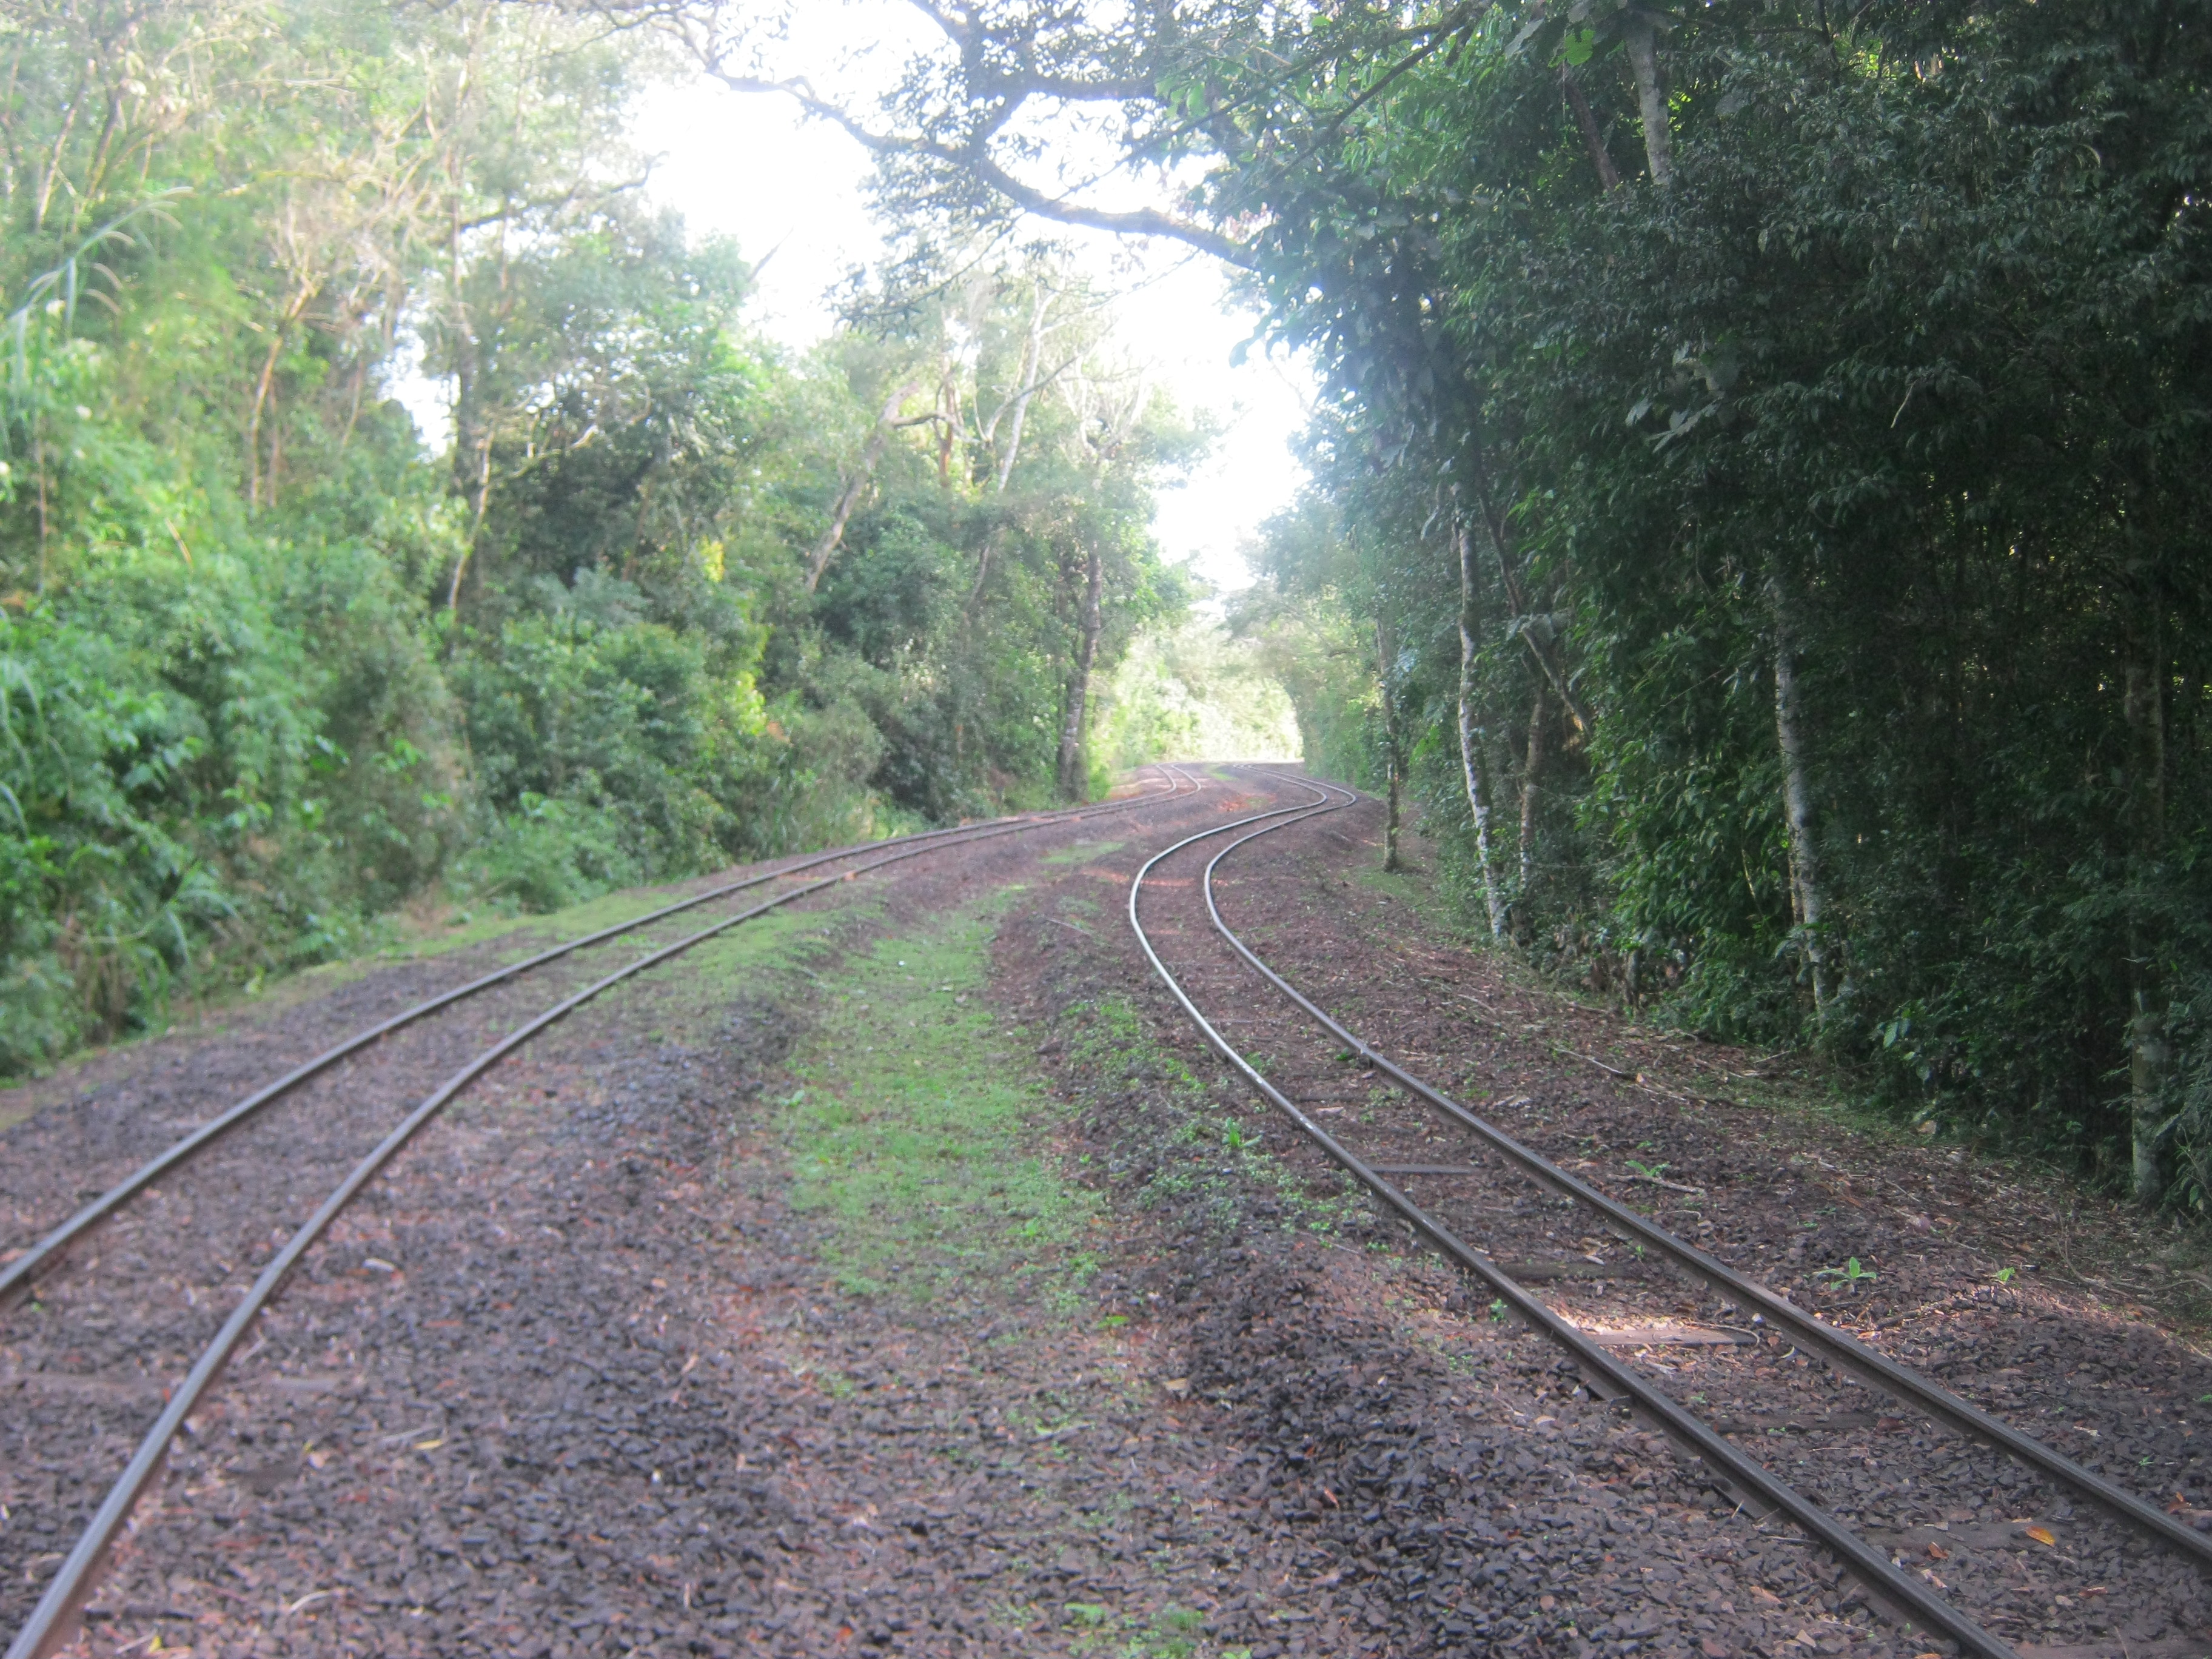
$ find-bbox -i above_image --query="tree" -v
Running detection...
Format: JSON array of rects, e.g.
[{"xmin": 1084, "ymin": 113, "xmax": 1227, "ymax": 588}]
[
  {"xmin": 0, "ymin": 0, "xmax": 1209, "ymax": 1074},
  {"xmin": 736, "ymin": 0, "xmax": 2212, "ymax": 1202}
]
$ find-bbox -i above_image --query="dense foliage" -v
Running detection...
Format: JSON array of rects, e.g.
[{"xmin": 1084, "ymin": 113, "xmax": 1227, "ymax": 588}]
[
  {"xmin": 788, "ymin": 0, "xmax": 2212, "ymax": 1202},
  {"xmin": 0, "ymin": 0, "xmax": 1193, "ymax": 1071}
]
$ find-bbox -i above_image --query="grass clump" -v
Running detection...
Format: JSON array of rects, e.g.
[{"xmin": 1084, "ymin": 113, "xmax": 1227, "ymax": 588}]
[{"xmin": 784, "ymin": 896, "xmax": 1103, "ymax": 1311}]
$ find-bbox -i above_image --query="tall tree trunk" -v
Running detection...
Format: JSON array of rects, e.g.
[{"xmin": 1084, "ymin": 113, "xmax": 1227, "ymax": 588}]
[
  {"xmin": 1470, "ymin": 467, "xmax": 1592, "ymax": 736},
  {"xmin": 446, "ymin": 192, "xmax": 489, "ymax": 615},
  {"xmin": 808, "ymin": 380, "xmax": 919, "ymax": 592},
  {"xmin": 2123, "ymin": 579, "xmax": 2170, "ymax": 1207},
  {"xmin": 1056, "ymin": 542, "xmax": 1105, "ymax": 799},
  {"xmin": 936, "ymin": 364, "xmax": 962, "ymax": 484},
  {"xmin": 1455, "ymin": 521, "xmax": 1506, "ymax": 937},
  {"xmin": 1378, "ymin": 617, "xmax": 1405, "ymax": 873},
  {"xmin": 965, "ymin": 527, "xmax": 1002, "ymax": 612},
  {"xmin": 1520, "ymin": 680, "xmax": 1549, "ymax": 905},
  {"xmin": 1561, "ymin": 65, "xmax": 1623, "ymax": 192},
  {"xmin": 247, "ymin": 281, "xmax": 315, "ymax": 512},
  {"xmin": 1622, "ymin": 9, "xmax": 1674, "ymax": 189},
  {"xmin": 1383, "ymin": 755, "xmax": 1404, "ymax": 873},
  {"xmin": 1769, "ymin": 570, "xmax": 1834, "ymax": 1017},
  {"xmin": 991, "ymin": 282, "xmax": 1053, "ymax": 492}
]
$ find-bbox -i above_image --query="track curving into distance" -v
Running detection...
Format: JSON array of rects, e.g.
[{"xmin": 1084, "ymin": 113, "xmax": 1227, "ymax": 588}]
[
  {"xmin": 4, "ymin": 765, "xmax": 1208, "ymax": 1659},
  {"xmin": 1209, "ymin": 768, "xmax": 2212, "ymax": 1582},
  {"xmin": 1130, "ymin": 767, "xmax": 2024, "ymax": 1655}
]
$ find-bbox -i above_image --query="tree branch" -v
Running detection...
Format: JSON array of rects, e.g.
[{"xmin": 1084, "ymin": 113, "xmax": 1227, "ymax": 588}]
[
  {"xmin": 969, "ymin": 151, "xmax": 1252, "ymax": 266},
  {"xmin": 708, "ymin": 70, "xmax": 1253, "ymax": 267}
]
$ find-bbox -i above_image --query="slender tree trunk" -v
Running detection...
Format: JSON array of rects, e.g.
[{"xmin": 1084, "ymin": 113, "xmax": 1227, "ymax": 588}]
[
  {"xmin": 1378, "ymin": 617, "xmax": 1405, "ymax": 873},
  {"xmin": 993, "ymin": 283, "xmax": 1053, "ymax": 492},
  {"xmin": 1383, "ymin": 755, "xmax": 1404, "ymax": 872},
  {"xmin": 808, "ymin": 380, "xmax": 919, "ymax": 592},
  {"xmin": 1561, "ymin": 66, "xmax": 1623, "ymax": 192},
  {"xmin": 1622, "ymin": 10, "xmax": 1674, "ymax": 189},
  {"xmin": 1520, "ymin": 680, "xmax": 1549, "ymax": 903},
  {"xmin": 1769, "ymin": 570, "xmax": 1834, "ymax": 1017},
  {"xmin": 449, "ymin": 437, "xmax": 492, "ymax": 614},
  {"xmin": 966, "ymin": 527, "xmax": 1002, "ymax": 612},
  {"xmin": 2123, "ymin": 580, "xmax": 2170, "ymax": 1207},
  {"xmin": 247, "ymin": 330, "xmax": 284, "ymax": 512},
  {"xmin": 936, "ymin": 365, "xmax": 962, "ymax": 484},
  {"xmin": 1455, "ymin": 521, "xmax": 1506, "ymax": 937},
  {"xmin": 995, "ymin": 390, "xmax": 1033, "ymax": 492},
  {"xmin": 1470, "ymin": 467, "xmax": 1592, "ymax": 736},
  {"xmin": 446, "ymin": 194, "xmax": 488, "ymax": 615},
  {"xmin": 1056, "ymin": 542, "xmax": 1105, "ymax": 799},
  {"xmin": 247, "ymin": 282, "xmax": 315, "ymax": 512}
]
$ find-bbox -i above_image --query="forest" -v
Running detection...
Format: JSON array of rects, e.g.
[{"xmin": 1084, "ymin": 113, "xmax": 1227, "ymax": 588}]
[
  {"xmin": 0, "ymin": 0, "xmax": 1203, "ymax": 1074},
  {"xmin": 7, "ymin": 0, "xmax": 2209, "ymax": 1210},
  {"xmin": 726, "ymin": 0, "xmax": 2212, "ymax": 1206}
]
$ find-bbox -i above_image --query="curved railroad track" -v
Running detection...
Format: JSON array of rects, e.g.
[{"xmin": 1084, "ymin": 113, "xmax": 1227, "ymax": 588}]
[
  {"xmin": 1, "ymin": 766, "xmax": 1210, "ymax": 1658},
  {"xmin": 1130, "ymin": 765, "xmax": 2211, "ymax": 1657}
]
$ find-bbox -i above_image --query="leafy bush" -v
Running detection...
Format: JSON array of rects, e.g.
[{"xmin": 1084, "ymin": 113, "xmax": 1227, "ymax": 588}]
[
  {"xmin": 0, "ymin": 614, "xmax": 235, "ymax": 1067},
  {"xmin": 0, "ymin": 4, "xmax": 1194, "ymax": 1073},
  {"xmin": 452, "ymin": 794, "xmax": 644, "ymax": 915}
]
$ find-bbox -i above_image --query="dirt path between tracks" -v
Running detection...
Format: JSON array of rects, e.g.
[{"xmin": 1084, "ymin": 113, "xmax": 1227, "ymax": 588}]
[{"xmin": 7, "ymin": 771, "xmax": 2210, "ymax": 1658}]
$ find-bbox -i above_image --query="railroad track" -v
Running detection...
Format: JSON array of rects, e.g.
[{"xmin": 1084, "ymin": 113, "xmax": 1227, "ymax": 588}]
[
  {"xmin": 1130, "ymin": 766, "xmax": 2212, "ymax": 1657},
  {"xmin": 0, "ymin": 765, "xmax": 1213, "ymax": 1659}
]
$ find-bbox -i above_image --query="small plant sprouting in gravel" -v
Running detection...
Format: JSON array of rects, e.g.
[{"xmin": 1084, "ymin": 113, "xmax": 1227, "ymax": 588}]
[
  {"xmin": 1995, "ymin": 1267, "xmax": 2017, "ymax": 1285},
  {"xmin": 1489, "ymin": 1299, "xmax": 1509, "ymax": 1322},
  {"xmin": 1814, "ymin": 1257, "xmax": 1878, "ymax": 1287}
]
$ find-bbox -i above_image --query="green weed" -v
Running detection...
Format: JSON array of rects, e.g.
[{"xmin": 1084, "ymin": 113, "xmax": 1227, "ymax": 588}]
[
  {"xmin": 1813, "ymin": 1256, "xmax": 1879, "ymax": 1287},
  {"xmin": 783, "ymin": 896, "xmax": 1102, "ymax": 1313},
  {"xmin": 1040, "ymin": 839, "xmax": 1125, "ymax": 867}
]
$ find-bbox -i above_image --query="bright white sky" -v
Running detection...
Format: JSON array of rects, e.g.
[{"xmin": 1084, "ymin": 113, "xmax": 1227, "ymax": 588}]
[{"xmin": 630, "ymin": 47, "xmax": 1313, "ymax": 598}]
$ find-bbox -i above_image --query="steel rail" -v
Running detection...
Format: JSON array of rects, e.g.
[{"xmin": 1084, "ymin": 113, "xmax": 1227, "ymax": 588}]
[
  {"xmin": 1215, "ymin": 769, "xmax": 2212, "ymax": 1579},
  {"xmin": 5, "ymin": 771, "xmax": 1206, "ymax": 1659},
  {"xmin": 0, "ymin": 769, "xmax": 1195, "ymax": 1310},
  {"xmin": 1128, "ymin": 771, "xmax": 2015, "ymax": 1658}
]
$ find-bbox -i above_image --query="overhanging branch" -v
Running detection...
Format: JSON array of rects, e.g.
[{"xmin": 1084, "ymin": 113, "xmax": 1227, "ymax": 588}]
[
  {"xmin": 709, "ymin": 70, "xmax": 1254, "ymax": 268},
  {"xmin": 971, "ymin": 153, "xmax": 1252, "ymax": 266}
]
